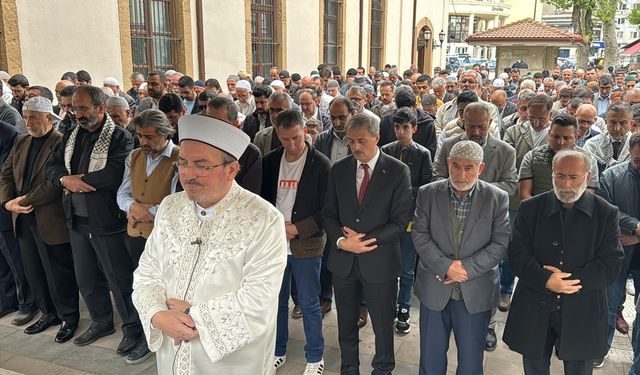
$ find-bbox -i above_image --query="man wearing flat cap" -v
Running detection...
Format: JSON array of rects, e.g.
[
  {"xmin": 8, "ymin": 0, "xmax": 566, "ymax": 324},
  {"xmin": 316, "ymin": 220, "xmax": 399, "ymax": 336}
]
[
  {"xmin": 412, "ymin": 140, "xmax": 510, "ymax": 374},
  {"xmin": 132, "ymin": 114, "xmax": 288, "ymax": 374}
]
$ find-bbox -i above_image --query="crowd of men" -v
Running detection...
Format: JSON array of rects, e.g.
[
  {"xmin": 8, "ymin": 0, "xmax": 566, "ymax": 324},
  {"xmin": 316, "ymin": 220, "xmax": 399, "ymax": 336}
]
[{"xmin": 0, "ymin": 60, "xmax": 638, "ymax": 375}]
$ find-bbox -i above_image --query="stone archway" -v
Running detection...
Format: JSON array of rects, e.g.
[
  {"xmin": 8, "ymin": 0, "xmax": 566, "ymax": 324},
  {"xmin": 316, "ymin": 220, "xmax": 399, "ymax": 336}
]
[{"xmin": 414, "ymin": 17, "xmax": 435, "ymax": 75}]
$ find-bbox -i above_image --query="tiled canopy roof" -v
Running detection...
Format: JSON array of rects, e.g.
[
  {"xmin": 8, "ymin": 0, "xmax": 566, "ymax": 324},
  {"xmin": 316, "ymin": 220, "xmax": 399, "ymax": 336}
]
[{"xmin": 465, "ymin": 18, "xmax": 585, "ymax": 44}]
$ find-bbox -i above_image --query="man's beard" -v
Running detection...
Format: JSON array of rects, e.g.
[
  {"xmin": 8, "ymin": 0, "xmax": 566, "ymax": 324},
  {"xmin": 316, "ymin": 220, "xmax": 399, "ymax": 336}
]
[
  {"xmin": 553, "ymin": 179, "xmax": 588, "ymax": 205},
  {"xmin": 451, "ymin": 178, "xmax": 476, "ymax": 192},
  {"xmin": 77, "ymin": 114, "xmax": 100, "ymax": 130}
]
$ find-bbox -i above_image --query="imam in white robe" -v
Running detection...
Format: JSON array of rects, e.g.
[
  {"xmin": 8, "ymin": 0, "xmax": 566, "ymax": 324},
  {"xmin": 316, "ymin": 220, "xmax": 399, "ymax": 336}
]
[{"xmin": 132, "ymin": 181, "xmax": 288, "ymax": 375}]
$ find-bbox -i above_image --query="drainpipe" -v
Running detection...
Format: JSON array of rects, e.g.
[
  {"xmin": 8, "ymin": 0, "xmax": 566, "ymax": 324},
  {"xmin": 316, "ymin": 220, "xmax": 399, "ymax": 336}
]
[
  {"xmin": 359, "ymin": 0, "xmax": 364, "ymax": 67},
  {"xmin": 411, "ymin": 0, "xmax": 417, "ymax": 63},
  {"xmin": 196, "ymin": 0, "xmax": 205, "ymax": 80}
]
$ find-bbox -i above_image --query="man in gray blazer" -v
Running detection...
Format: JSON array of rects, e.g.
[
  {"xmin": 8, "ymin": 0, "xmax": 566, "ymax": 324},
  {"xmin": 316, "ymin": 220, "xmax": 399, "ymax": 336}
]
[
  {"xmin": 433, "ymin": 102, "xmax": 518, "ymax": 197},
  {"xmin": 412, "ymin": 140, "xmax": 510, "ymax": 375},
  {"xmin": 432, "ymin": 102, "xmax": 517, "ymax": 351}
]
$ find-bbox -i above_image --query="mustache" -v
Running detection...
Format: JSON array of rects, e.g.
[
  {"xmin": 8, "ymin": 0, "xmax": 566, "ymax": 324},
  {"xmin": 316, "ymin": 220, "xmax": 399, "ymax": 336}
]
[{"xmin": 184, "ymin": 178, "xmax": 203, "ymax": 186}]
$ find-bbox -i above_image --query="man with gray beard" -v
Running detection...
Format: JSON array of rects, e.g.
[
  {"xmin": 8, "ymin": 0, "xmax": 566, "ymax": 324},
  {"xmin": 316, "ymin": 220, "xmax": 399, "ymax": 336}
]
[{"xmin": 504, "ymin": 150, "xmax": 622, "ymax": 375}]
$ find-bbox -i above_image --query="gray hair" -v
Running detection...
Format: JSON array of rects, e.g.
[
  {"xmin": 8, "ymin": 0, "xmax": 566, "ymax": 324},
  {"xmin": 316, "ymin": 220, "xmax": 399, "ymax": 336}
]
[
  {"xmin": 543, "ymin": 77, "xmax": 554, "ymax": 83},
  {"xmin": 268, "ymin": 91, "xmax": 292, "ymax": 109},
  {"xmin": 394, "ymin": 85, "xmax": 415, "ymax": 101},
  {"xmin": 552, "ymin": 149, "xmax": 592, "ymax": 172},
  {"xmin": 345, "ymin": 112, "xmax": 380, "ymax": 136},
  {"xmin": 132, "ymin": 109, "xmax": 175, "ymax": 139},
  {"xmin": 518, "ymin": 88, "xmax": 536, "ymax": 102},
  {"xmin": 346, "ymin": 85, "xmax": 365, "ymax": 97},
  {"xmin": 130, "ymin": 72, "xmax": 144, "ymax": 81},
  {"xmin": 431, "ymin": 77, "xmax": 446, "ymax": 89},
  {"xmin": 519, "ymin": 79, "xmax": 536, "ymax": 91},
  {"xmin": 463, "ymin": 102, "xmax": 490, "ymax": 119},
  {"xmin": 632, "ymin": 103, "xmax": 640, "ymax": 122},
  {"xmin": 327, "ymin": 79, "xmax": 340, "ymax": 89}
]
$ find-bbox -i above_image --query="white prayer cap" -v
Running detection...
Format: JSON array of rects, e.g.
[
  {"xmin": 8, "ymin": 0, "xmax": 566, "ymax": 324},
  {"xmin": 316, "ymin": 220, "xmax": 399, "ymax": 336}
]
[
  {"xmin": 492, "ymin": 78, "xmax": 505, "ymax": 89},
  {"xmin": 382, "ymin": 72, "xmax": 389, "ymax": 78},
  {"xmin": 499, "ymin": 72, "xmax": 509, "ymax": 80},
  {"xmin": 165, "ymin": 69, "xmax": 177, "ymax": 75},
  {"xmin": 23, "ymin": 96, "xmax": 62, "ymax": 120},
  {"xmin": 236, "ymin": 80, "xmax": 252, "ymax": 91},
  {"xmin": 449, "ymin": 140, "xmax": 483, "ymax": 162},
  {"xmin": 0, "ymin": 71, "xmax": 9, "ymax": 80},
  {"xmin": 270, "ymin": 80, "xmax": 285, "ymax": 89},
  {"xmin": 103, "ymin": 77, "xmax": 120, "ymax": 86},
  {"xmin": 101, "ymin": 87, "xmax": 115, "ymax": 97},
  {"xmin": 106, "ymin": 95, "xmax": 129, "ymax": 108},
  {"xmin": 178, "ymin": 114, "xmax": 250, "ymax": 160}
]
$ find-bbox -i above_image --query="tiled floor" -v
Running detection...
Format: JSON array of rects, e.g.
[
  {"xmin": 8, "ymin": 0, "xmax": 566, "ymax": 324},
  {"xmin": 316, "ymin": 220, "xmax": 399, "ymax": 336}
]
[{"xmin": 0, "ymin": 291, "xmax": 635, "ymax": 375}]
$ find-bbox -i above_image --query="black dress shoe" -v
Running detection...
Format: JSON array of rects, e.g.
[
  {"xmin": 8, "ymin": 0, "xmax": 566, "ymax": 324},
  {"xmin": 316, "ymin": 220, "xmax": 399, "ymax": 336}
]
[
  {"xmin": 55, "ymin": 321, "xmax": 78, "ymax": 343},
  {"xmin": 485, "ymin": 328, "xmax": 497, "ymax": 352},
  {"xmin": 11, "ymin": 310, "xmax": 38, "ymax": 326},
  {"xmin": 24, "ymin": 316, "xmax": 62, "ymax": 335},
  {"xmin": 126, "ymin": 340, "xmax": 153, "ymax": 365},
  {"xmin": 117, "ymin": 335, "xmax": 141, "ymax": 355},
  {"xmin": 73, "ymin": 325, "xmax": 115, "ymax": 346},
  {"xmin": 0, "ymin": 306, "xmax": 18, "ymax": 319}
]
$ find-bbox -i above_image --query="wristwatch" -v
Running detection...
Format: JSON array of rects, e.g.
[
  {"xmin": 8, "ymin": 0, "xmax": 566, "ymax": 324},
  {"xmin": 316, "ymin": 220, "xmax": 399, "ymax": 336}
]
[{"xmin": 59, "ymin": 176, "xmax": 65, "ymax": 187}]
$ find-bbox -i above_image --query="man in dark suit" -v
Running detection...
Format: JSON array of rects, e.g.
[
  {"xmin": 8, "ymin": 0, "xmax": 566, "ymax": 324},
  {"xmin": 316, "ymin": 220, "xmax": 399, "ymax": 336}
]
[
  {"xmin": 206, "ymin": 96, "xmax": 262, "ymax": 194},
  {"xmin": 504, "ymin": 150, "xmax": 622, "ymax": 374},
  {"xmin": 322, "ymin": 113, "xmax": 412, "ymax": 374},
  {"xmin": 0, "ymin": 120, "xmax": 36, "ymax": 324},
  {"xmin": 491, "ymin": 89, "xmax": 517, "ymax": 119},
  {"xmin": 242, "ymin": 86, "xmax": 273, "ymax": 142},
  {"xmin": 47, "ymin": 86, "xmax": 144, "ymax": 361},
  {"xmin": 0, "ymin": 97, "xmax": 79, "ymax": 342}
]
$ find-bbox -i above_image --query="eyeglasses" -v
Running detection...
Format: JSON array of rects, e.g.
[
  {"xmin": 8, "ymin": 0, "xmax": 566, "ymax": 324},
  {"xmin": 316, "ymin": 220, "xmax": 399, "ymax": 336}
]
[
  {"xmin": 552, "ymin": 173, "xmax": 587, "ymax": 182},
  {"xmin": 577, "ymin": 118, "xmax": 595, "ymax": 126},
  {"xmin": 173, "ymin": 161, "xmax": 229, "ymax": 176},
  {"xmin": 269, "ymin": 107, "xmax": 286, "ymax": 113}
]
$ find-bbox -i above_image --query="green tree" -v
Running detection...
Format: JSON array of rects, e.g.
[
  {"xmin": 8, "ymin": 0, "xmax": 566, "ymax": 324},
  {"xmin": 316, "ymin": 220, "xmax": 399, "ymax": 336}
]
[
  {"xmin": 542, "ymin": 0, "xmax": 619, "ymax": 69},
  {"xmin": 629, "ymin": 5, "xmax": 640, "ymax": 27}
]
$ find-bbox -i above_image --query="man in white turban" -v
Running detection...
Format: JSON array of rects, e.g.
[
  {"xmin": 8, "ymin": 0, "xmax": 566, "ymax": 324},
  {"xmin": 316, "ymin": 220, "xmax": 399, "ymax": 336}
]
[{"xmin": 132, "ymin": 114, "xmax": 288, "ymax": 374}]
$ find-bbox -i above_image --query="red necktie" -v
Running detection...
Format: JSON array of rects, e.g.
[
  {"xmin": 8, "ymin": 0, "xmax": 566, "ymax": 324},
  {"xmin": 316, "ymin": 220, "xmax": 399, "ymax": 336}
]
[{"xmin": 358, "ymin": 164, "xmax": 370, "ymax": 206}]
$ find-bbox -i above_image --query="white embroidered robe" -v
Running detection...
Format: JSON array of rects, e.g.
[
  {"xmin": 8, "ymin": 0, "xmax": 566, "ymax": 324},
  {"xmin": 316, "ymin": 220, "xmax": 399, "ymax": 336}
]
[{"xmin": 132, "ymin": 181, "xmax": 287, "ymax": 375}]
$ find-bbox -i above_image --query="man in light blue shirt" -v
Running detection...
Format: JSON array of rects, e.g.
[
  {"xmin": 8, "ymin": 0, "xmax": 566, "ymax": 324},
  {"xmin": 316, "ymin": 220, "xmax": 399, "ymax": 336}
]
[{"xmin": 594, "ymin": 75, "xmax": 613, "ymax": 119}]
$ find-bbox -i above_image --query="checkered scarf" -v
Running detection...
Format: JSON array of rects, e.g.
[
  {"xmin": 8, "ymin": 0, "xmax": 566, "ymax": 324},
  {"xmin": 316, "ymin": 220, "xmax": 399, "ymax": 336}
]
[{"xmin": 64, "ymin": 115, "xmax": 116, "ymax": 174}]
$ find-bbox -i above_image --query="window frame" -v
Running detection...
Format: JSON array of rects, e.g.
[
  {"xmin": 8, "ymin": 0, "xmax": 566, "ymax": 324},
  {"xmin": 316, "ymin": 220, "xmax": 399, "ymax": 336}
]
[{"xmin": 129, "ymin": 0, "xmax": 178, "ymax": 75}]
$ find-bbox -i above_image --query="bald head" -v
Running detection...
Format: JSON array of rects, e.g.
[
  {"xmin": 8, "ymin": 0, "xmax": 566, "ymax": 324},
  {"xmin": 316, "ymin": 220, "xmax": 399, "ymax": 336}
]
[
  {"xmin": 575, "ymin": 104, "xmax": 597, "ymax": 136},
  {"xmin": 576, "ymin": 103, "xmax": 596, "ymax": 118},
  {"xmin": 55, "ymin": 80, "xmax": 74, "ymax": 102},
  {"xmin": 627, "ymin": 88, "xmax": 640, "ymax": 105},
  {"xmin": 490, "ymin": 90, "xmax": 507, "ymax": 108}
]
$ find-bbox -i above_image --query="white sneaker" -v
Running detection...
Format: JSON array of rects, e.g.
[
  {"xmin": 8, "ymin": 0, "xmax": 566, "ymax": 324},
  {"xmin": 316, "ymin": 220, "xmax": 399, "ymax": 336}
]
[
  {"xmin": 274, "ymin": 355, "xmax": 286, "ymax": 370},
  {"xmin": 303, "ymin": 359, "xmax": 324, "ymax": 375},
  {"xmin": 627, "ymin": 278, "xmax": 635, "ymax": 296}
]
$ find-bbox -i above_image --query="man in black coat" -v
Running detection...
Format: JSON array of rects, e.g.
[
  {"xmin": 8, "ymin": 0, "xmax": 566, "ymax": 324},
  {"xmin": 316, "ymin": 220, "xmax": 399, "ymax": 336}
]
[
  {"xmin": 206, "ymin": 97, "xmax": 262, "ymax": 194},
  {"xmin": 503, "ymin": 150, "xmax": 622, "ymax": 375},
  {"xmin": 242, "ymin": 86, "xmax": 272, "ymax": 142},
  {"xmin": 261, "ymin": 110, "xmax": 331, "ymax": 371},
  {"xmin": 322, "ymin": 113, "xmax": 412, "ymax": 374},
  {"xmin": 0, "ymin": 121, "xmax": 36, "ymax": 324},
  {"xmin": 46, "ymin": 86, "xmax": 144, "ymax": 361},
  {"xmin": 378, "ymin": 85, "xmax": 437, "ymax": 160}
]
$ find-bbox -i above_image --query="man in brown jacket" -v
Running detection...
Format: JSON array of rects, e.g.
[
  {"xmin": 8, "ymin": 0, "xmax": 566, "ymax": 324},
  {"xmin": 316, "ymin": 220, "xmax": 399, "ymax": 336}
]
[
  {"xmin": 0, "ymin": 97, "xmax": 79, "ymax": 343},
  {"xmin": 261, "ymin": 110, "xmax": 331, "ymax": 374}
]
